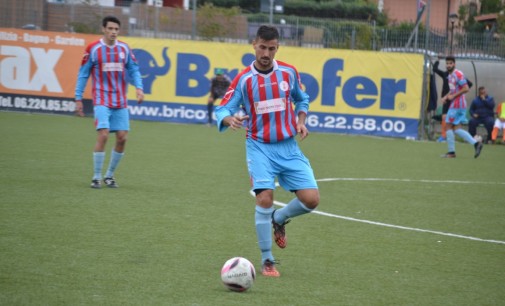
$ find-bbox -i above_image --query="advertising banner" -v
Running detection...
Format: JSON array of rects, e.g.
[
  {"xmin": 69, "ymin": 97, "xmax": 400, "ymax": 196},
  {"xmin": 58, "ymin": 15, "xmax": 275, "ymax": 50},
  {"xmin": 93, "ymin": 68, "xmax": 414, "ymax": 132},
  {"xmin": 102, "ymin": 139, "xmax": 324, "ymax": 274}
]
[{"xmin": 0, "ymin": 28, "xmax": 425, "ymax": 138}]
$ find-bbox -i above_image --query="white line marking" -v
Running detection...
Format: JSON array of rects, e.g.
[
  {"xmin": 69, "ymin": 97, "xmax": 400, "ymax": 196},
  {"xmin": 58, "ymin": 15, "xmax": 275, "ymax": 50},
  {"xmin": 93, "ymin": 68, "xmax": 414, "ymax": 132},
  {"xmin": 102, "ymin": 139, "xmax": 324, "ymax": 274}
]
[
  {"xmin": 249, "ymin": 178, "xmax": 505, "ymax": 245},
  {"xmin": 275, "ymin": 200, "xmax": 505, "ymax": 245},
  {"xmin": 316, "ymin": 177, "xmax": 505, "ymax": 185}
]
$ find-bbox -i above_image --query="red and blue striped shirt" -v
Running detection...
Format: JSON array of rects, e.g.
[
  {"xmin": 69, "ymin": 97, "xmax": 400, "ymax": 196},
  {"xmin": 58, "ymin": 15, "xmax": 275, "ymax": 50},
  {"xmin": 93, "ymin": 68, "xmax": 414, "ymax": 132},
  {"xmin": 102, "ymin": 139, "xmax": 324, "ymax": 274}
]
[
  {"xmin": 216, "ymin": 60, "xmax": 309, "ymax": 143},
  {"xmin": 448, "ymin": 68, "xmax": 468, "ymax": 109},
  {"xmin": 75, "ymin": 39, "xmax": 142, "ymax": 108}
]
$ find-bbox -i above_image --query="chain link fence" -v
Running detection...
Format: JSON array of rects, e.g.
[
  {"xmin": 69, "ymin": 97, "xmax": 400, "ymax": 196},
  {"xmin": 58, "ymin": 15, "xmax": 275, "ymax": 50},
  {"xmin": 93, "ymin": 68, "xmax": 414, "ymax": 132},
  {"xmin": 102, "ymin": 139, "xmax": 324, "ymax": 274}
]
[{"xmin": 1, "ymin": 0, "xmax": 504, "ymax": 60}]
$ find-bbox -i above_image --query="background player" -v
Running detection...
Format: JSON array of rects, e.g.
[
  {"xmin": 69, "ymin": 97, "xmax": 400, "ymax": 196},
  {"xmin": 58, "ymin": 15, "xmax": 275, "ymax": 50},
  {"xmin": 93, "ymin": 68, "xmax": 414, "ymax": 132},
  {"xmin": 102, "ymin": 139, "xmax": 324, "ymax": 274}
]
[
  {"xmin": 75, "ymin": 15, "xmax": 144, "ymax": 188},
  {"xmin": 206, "ymin": 68, "xmax": 231, "ymax": 126},
  {"xmin": 441, "ymin": 56, "xmax": 482, "ymax": 158}
]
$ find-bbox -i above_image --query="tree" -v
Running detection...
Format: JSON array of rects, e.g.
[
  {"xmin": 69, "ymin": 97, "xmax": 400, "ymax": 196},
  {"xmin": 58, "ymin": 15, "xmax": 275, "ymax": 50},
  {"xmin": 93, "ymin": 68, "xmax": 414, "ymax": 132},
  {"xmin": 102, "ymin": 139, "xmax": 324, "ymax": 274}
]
[
  {"xmin": 480, "ymin": 0, "xmax": 502, "ymax": 14},
  {"xmin": 497, "ymin": 13, "xmax": 505, "ymax": 34},
  {"xmin": 197, "ymin": 3, "xmax": 242, "ymax": 40}
]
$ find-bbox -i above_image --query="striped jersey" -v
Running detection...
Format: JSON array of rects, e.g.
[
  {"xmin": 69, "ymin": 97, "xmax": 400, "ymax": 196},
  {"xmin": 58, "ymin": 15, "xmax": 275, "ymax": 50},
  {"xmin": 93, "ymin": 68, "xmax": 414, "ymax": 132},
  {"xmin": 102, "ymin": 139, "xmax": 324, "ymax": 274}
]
[
  {"xmin": 215, "ymin": 60, "xmax": 309, "ymax": 143},
  {"xmin": 75, "ymin": 39, "xmax": 143, "ymax": 108},
  {"xmin": 447, "ymin": 68, "xmax": 468, "ymax": 109}
]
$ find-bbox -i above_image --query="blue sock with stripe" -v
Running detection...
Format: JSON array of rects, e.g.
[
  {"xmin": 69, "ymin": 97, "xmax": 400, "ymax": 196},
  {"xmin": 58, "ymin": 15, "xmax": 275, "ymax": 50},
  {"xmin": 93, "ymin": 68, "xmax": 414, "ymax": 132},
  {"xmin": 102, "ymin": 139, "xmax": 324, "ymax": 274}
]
[
  {"xmin": 273, "ymin": 197, "xmax": 313, "ymax": 224},
  {"xmin": 255, "ymin": 206, "xmax": 274, "ymax": 264},
  {"xmin": 455, "ymin": 128, "xmax": 477, "ymax": 145},
  {"xmin": 93, "ymin": 152, "xmax": 105, "ymax": 180},
  {"xmin": 447, "ymin": 129, "xmax": 455, "ymax": 153},
  {"xmin": 105, "ymin": 150, "xmax": 124, "ymax": 178}
]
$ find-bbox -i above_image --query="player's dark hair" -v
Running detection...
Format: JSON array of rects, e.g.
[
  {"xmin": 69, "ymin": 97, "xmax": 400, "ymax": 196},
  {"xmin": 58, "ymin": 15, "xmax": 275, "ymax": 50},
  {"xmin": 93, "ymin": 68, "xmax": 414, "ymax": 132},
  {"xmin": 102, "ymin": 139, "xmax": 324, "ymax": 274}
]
[
  {"xmin": 102, "ymin": 16, "xmax": 121, "ymax": 27},
  {"xmin": 446, "ymin": 55, "xmax": 456, "ymax": 62},
  {"xmin": 478, "ymin": 86, "xmax": 485, "ymax": 91},
  {"xmin": 256, "ymin": 25, "xmax": 279, "ymax": 41}
]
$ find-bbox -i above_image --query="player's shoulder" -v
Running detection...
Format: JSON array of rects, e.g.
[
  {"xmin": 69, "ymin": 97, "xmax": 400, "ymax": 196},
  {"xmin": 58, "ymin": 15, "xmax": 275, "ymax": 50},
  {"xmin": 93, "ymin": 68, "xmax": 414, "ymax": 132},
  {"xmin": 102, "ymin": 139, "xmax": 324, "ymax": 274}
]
[
  {"xmin": 228, "ymin": 66, "xmax": 252, "ymax": 89},
  {"xmin": 85, "ymin": 39, "xmax": 102, "ymax": 50},
  {"xmin": 454, "ymin": 69, "xmax": 465, "ymax": 78},
  {"xmin": 235, "ymin": 66, "xmax": 253, "ymax": 80},
  {"xmin": 276, "ymin": 60, "xmax": 298, "ymax": 71},
  {"xmin": 116, "ymin": 40, "xmax": 132, "ymax": 50},
  {"xmin": 116, "ymin": 39, "xmax": 129, "ymax": 46}
]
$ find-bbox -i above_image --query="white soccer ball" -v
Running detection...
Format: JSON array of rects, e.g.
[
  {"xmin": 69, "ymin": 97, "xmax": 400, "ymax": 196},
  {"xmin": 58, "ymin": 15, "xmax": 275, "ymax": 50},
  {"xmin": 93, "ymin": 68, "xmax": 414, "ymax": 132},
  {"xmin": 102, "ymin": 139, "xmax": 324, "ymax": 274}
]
[
  {"xmin": 221, "ymin": 257, "xmax": 256, "ymax": 292},
  {"xmin": 474, "ymin": 134, "xmax": 483, "ymax": 142}
]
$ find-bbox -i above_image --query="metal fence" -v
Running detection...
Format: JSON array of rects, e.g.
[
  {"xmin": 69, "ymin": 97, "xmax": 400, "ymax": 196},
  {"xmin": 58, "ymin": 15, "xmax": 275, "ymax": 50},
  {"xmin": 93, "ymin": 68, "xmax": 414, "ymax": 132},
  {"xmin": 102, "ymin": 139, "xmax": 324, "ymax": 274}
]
[{"xmin": 1, "ymin": 0, "xmax": 504, "ymax": 60}]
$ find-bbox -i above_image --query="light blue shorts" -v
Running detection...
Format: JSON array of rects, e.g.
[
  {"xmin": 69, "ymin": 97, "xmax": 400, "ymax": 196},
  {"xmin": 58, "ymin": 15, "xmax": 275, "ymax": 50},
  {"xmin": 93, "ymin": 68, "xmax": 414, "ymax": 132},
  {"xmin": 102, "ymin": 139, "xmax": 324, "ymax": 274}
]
[
  {"xmin": 94, "ymin": 106, "xmax": 130, "ymax": 132},
  {"xmin": 446, "ymin": 108, "xmax": 468, "ymax": 126},
  {"xmin": 245, "ymin": 137, "xmax": 318, "ymax": 192}
]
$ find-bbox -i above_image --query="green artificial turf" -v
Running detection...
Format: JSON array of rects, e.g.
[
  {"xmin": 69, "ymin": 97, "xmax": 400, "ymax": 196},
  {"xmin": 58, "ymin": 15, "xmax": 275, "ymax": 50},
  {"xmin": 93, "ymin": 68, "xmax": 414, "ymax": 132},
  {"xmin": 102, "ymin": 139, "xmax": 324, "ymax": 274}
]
[{"xmin": 1, "ymin": 111, "xmax": 503, "ymax": 305}]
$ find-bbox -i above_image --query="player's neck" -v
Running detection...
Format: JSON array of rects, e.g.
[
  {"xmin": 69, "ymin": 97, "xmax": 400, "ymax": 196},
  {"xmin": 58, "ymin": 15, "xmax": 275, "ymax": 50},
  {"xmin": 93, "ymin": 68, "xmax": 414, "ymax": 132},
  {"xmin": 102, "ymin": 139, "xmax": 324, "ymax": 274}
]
[
  {"xmin": 102, "ymin": 38, "xmax": 116, "ymax": 47},
  {"xmin": 254, "ymin": 64, "xmax": 274, "ymax": 75}
]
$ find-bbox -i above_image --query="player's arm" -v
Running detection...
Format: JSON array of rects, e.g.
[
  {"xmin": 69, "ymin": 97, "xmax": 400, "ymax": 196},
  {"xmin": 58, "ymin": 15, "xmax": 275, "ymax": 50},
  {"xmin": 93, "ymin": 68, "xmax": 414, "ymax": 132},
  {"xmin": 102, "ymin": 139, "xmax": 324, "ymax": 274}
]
[
  {"xmin": 125, "ymin": 47, "xmax": 144, "ymax": 104},
  {"xmin": 222, "ymin": 113, "xmax": 250, "ymax": 130},
  {"xmin": 289, "ymin": 68, "xmax": 310, "ymax": 139},
  {"xmin": 74, "ymin": 50, "xmax": 93, "ymax": 116},
  {"xmin": 432, "ymin": 61, "xmax": 445, "ymax": 78},
  {"xmin": 215, "ymin": 84, "xmax": 245, "ymax": 132},
  {"xmin": 447, "ymin": 82, "xmax": 469, "ymax": 101},
  {"xmin": 290, "ymin": 68, "xmax": 309, "ymax": 115},
  {"xmin": 296, "ymin": 111, "xmax": 309, "ymax": 140}
]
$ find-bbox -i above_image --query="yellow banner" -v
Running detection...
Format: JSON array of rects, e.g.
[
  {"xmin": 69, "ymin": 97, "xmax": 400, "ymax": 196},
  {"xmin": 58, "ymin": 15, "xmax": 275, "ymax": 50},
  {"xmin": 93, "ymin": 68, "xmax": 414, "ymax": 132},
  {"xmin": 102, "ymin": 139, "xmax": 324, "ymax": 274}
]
[{"xmin": 123, "ymin": 37, "xmax": 425, "ymax": 119}]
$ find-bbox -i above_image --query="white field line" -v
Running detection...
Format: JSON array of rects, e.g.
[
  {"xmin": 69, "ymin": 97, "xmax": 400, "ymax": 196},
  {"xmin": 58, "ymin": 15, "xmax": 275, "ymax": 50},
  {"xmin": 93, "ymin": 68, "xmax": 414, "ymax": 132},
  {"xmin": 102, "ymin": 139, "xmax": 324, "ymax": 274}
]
[
  {"xmin": 248, "ymin": 178, "xmax": 505, "ymax": 245},
  {"xmin": 317, "ymin": 177, "xmax": 505, "ymax": 185}
]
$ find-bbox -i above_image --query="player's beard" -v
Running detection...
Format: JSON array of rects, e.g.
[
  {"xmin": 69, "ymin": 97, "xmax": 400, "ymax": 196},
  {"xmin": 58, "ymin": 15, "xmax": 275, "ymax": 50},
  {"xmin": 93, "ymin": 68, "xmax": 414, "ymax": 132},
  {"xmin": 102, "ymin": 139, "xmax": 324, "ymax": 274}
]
[{"xmin": 258, "ymin": 57, "xmax": 271, "ymax": 69}]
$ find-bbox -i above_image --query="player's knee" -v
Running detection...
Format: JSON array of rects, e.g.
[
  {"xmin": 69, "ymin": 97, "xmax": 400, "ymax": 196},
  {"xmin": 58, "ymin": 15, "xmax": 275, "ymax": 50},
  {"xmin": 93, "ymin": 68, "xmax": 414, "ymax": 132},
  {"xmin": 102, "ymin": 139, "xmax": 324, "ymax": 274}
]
[
  {"xmin": 117, "ymin": 134, "xmax": 128, "ymax": 145},
  {"xmin": 255, "ymin": 189, "xmax": 274, "ymax": 208},
  {"xmin": 299, "ymin": 190, "xmax": 319, "ymax": 209},
  {"xmin": 305, "ymin": 196, "xmax": 319, "ymax": 210}
]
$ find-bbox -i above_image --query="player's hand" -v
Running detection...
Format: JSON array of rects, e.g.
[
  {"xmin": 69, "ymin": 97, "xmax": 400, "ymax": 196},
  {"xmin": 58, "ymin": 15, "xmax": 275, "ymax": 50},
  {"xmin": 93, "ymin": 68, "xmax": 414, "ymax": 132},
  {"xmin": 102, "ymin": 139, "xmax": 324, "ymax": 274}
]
[
  {"xmin": 208, "ymin": 97, "xmax": 214, "ymax": 104},
  {"xmin": 297, "ymin": 123, "xmax": 309, "ymax": 140},
  {"xmin": 136, "ymin": 88, "xmax": 144, "ymax": 104},
  {"xmin": 226, "ymin": 114, "xmax": 249, "ymax": 130},
  {"xmin": 75, "ymin": 100, "xmax": 84, "ymax": 117}
]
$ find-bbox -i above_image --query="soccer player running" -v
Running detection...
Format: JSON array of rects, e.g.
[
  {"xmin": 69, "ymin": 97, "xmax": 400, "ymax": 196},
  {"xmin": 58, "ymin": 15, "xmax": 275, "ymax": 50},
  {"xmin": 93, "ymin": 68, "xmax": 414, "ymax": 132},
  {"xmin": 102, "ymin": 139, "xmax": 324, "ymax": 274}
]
[
  {"xmin": 441, "ymin": 56, "xmax": 483, "ymax": 158},
  {"xmin": 75, "ymin": 16, "xmax": 144, "ymax": 188},
  {"xmin": 215, "ymin": 25, "xmax": 319, "ymax": 277}
]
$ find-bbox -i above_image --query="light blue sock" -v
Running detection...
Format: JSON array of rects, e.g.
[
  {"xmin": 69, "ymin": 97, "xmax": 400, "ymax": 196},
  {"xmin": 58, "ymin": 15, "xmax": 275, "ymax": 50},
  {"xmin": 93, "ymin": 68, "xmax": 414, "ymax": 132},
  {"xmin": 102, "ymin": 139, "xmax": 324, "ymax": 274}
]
[
  {"xmin": 447, "ymin": 129, "xmax": 455, "ymax": 153},
  {"xmin": 105, "ymin": 150, "xmax": 124, "ymax": 178},
  {"xmin": 255, "ymin": 206, "xmax": 274, "ymax": 264},
  {"xmin": 455, "ymin": 128, "xmax": 477, "ymax": 145},
  {"xmin": 93, "ymin": 152, "xmax": 105, "ymax": 180},
  {"xmin": 273, "ymin": 198, "xmax": 313, "ymax": 224}
]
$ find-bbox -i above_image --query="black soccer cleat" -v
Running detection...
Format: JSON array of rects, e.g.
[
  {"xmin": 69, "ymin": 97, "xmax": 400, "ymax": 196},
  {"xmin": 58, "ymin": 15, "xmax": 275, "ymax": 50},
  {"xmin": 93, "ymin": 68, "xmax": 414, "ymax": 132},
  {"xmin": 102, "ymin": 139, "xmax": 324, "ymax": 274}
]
[
  {"xmin": 103, "ymin": 177, "xmax": 119, "ymax": 188},
  {"xmin": 272, "ymin": 210, "xmax": 290, "ymax": 249},
  {"xmin": 474, "ymin": 142, "xmax": 483, "ymax": 158},
  {"xmin": 440, "ymin": 152, "xmax": 456, "ymax": 158},
  {"xmin": 90, "ymin": 179, "xmax": 101, "ymax": 189}
]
